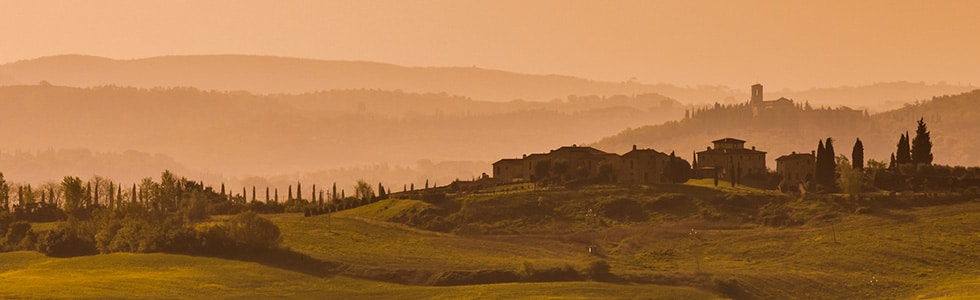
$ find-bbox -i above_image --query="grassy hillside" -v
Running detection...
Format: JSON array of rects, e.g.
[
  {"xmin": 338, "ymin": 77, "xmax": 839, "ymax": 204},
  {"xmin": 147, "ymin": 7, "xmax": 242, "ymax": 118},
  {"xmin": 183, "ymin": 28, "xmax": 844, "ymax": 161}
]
[
  {"xmin": 284, "ymin": 183, "xmax": 980, "ymax": 299},
  {"xmin": 0, "ymin": 251, "xmax": 717, "ymax": 299},
  {"xmin": 6, "ymin": 183, "xmax": 979, "ymax": 298}
]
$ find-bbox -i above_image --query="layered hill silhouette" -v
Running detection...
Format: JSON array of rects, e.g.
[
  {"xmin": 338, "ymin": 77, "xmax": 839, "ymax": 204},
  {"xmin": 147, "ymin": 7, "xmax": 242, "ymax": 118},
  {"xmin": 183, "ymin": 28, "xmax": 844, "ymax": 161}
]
[
  {"xmin": 2, "ymin": 55, "xmax": 973, "ymax": 109},
  {"xmin": 592, "ymin": 89, "xmax": 980, "ymax": 168},
  {"xmin": 0, "ymin": 55, "xmax": 735, "ymax": 103},
  {"xmin": 0, "ymin": 84, "xmax": 684, "ymax": 186}
]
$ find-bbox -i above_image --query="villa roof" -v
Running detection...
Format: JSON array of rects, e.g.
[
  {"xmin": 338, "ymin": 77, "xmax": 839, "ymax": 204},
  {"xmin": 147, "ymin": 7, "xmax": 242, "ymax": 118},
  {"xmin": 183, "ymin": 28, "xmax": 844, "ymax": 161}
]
[
  {"xmin": 712, "ymin": 138, "xmax": 746, "ymax": 144},
  {"xmin": 776, "ymin": 152, "xmax": 815, "ymax": 161}
]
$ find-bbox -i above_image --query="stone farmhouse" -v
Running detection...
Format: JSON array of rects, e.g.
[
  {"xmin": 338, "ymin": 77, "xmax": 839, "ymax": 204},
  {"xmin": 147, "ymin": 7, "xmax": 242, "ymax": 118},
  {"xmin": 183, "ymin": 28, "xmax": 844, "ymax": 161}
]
[
  {"xmin": 493, "ymin": 145, "xmax": 670, "ymax": 185},
  {"xmin": 694, "ymin": 138, "xmax": 767, "ymax": 178},
  {"xmin": 776, "ymin": 151, "xmax": 816, "ymax": 185}
]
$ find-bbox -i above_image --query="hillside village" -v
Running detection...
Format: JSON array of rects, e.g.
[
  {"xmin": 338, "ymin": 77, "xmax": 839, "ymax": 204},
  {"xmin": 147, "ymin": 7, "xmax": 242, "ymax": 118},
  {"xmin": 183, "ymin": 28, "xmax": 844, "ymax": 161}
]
[{"xmin": 490, "ymin": 85, "xmax": 835, "ymax": 191}]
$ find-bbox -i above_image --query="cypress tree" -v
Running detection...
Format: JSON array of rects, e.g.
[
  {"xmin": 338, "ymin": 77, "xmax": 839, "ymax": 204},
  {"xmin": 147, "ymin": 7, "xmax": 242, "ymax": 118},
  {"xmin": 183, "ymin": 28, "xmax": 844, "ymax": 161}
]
[
  {"xmin": 332, "ymin": 183, "xmax": 337, "ymax": 200},
  {"xmin": 220, "ymin": 183, "xmax": 226, "ymax": 196},
  {"xmin": 823, "ymin": 138, "xmax": 836, "ymax": 188},
  {"xmin": 852, "ymin": 138, "xmax": 864, "ymax": 170},
  {"xmin": 252, "ymin": 186, "xmax": 257, "ymax": 202},
  {"xmin": 896, "ymin": 133, "xmax": 911, "ymax": 164},
  {"xmin": 816, "ymin": 140, "xmax": 827, "ymax": 184},
  {"xmin": 275, "ymin": 188, "xmax": 279, "ymax": 202},
  {"xmin": 911, "ymin": 118, "xmax": 933, "ymax": 164},
  {"xmin": 288, "ymin": 185, "xmax": 293, "ymax": 201},
  {"xmin": 132, "ymin": 184, "xmax": 137, "ymax": 203},
  {"xmin": 312, "ymin": 184, "xmax": 316, "ymax": 204},
  {"xmin": 297, "ymin": 182, "xmax": 302, "ymax": 201},
  {"xmin": 266, "ymin": 187, "xmax": 270, "ymax": 202}
]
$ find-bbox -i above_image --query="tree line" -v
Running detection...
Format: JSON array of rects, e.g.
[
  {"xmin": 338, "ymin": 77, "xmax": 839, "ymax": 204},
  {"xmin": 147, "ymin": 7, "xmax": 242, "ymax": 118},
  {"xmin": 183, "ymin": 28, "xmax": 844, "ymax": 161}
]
[
  {"xmin": 800, "ymin": 117, "xmax": 980, "ymax": 194},
  {"xmin": 0, "ymin": 170, "xmax": 403, "ymax": 257}
]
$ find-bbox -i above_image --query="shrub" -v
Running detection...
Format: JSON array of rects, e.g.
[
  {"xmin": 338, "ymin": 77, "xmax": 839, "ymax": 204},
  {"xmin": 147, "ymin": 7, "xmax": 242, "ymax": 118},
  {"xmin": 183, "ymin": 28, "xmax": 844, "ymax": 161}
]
[
  {"xmin": 225, "ymin": 211, "xmax": 281, "ymax": 250},
  {"xmin": 583, "ymin": 260, "xmax": 613, "ymax": 281},
  {"xmin": 36, "ymin": 227, "xmax": 97, "ymax": 257}
]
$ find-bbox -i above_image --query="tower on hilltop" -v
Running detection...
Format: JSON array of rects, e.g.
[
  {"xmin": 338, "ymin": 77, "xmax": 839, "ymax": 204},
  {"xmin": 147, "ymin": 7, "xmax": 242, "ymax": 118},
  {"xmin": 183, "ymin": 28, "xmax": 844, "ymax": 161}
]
[{"xmin": 751, "ymin": 83, "xmax": 763, "ymax": 104}]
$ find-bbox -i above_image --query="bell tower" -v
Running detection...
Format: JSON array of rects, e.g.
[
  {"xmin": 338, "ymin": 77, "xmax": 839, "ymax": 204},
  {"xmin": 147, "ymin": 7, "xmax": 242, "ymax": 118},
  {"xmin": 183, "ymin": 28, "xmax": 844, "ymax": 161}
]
[{"xmin": 751, "ymin": 84, "xmax": 763, "ymax": 103}]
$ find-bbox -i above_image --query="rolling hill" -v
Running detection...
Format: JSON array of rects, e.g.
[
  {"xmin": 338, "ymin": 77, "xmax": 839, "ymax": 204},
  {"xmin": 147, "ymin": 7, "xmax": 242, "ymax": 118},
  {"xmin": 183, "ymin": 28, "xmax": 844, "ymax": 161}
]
[
  {"xmin": 0, "ymin": 84, "xmax": 683, "ymax": 187},
  {"xmin": 0, "ymin": 54, "xmax": 734, "ymax": 103},
  {"xmin": 0, "ymin": 251, "xmax": 715, "ymax": 299},
  {"xmin": 2, "ymin": 55, "xmax": 973, "ymax": 109},
  {"xmin": 592, "ymin": 89, "xmax": 980, "ymax": 168}
]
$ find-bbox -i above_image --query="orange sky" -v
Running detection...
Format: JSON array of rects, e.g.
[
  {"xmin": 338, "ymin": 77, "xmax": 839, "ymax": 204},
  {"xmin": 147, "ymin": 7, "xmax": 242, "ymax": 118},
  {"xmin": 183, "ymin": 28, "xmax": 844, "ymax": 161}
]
[{"xmin": 1, "ymin": 0, "xmax": 978, "ymax": 90}]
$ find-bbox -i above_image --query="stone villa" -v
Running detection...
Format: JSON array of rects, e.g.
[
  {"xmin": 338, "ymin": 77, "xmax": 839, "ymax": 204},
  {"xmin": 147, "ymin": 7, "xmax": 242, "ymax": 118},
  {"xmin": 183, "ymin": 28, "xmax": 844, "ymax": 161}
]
[
  {"xmin": 493, "ymin": 145, "xmax": 670, "ymax": 185},
  {"xmin": 694, "ymin": 138, "xmax": 767, "ymax": 178},
  {"xmin": 776, "ymin": 151, "xmax": 816, "ymax": 185}
]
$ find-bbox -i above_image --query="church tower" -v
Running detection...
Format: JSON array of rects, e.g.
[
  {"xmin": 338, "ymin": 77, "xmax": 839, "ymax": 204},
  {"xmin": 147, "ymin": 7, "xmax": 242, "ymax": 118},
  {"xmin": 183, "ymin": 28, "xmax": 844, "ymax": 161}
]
[{"xmin": 751, "ymin": 83, "xmax": 763, "ymax": 103}]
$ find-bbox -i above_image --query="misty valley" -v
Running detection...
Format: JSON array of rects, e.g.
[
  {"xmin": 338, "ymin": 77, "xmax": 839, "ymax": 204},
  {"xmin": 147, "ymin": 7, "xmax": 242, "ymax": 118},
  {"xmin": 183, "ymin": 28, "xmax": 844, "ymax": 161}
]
[{"xmin": 2, "ymin": 56, "xmax": 980, "ymax": 299}]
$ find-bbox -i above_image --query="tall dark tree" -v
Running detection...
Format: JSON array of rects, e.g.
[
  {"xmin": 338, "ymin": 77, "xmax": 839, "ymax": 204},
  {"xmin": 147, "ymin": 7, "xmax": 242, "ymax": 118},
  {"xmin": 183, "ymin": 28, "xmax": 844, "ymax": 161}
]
[
  {"xmin": 131, "ymin": 184, "xmax": 137, "ymax": 203},
  {"xmin": 288, "ymin": 185, "xmax": 293, "ymax": 201},
  {"xmin": 220, "ymin": 183, "xmax": 226, "ymax": 196},
  {"xmin": 275, "ymin": 188, "xmax": 279, "ymax": 202},
  {"xmin": 815, "ymin": 138, "xmax": 837, "ymax": 188},
  {"xmin": 852, "ymin": 138, "xmax": 864, "ymax": 170},
  {"xmin": 815, "ymin": 140, "xmax": 827, "ymax": 184},
  {"xmin": 667, "ymin": 152, "xmax": 692, "ymax": 184},
  {"xmin": 0, "ymin": 172, "xmax": 9, "ymax": 209},
  {"xmin": 823, "ymin": 138, "xmax": 836, "ymax": 188},
  {"xmin": 896, "ymin": 132, "xmax": 911, "ymax": 164},
  {"xmin": 252, "ymin": 186, "xmax": 257, "ymax": 202},
  {"xmin": 266, "ymin": 187, "xmax": 270, "ymax": 202},
  {"xmin": 911, "ymin": 118, "xmax": 933, "ymax": 164},
  {"xmin": 297, "ymin": 182, "xmax": 302, "ymax": 201}
]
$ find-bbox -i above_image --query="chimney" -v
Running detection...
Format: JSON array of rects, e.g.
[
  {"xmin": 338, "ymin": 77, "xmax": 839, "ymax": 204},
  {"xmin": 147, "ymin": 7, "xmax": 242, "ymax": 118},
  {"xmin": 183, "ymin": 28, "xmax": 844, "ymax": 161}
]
[
  {"xmin": 811, "ymin": 150, "xmax": 815, "ymax": 156},
  {"xmin": 752, "ymin": 146, "xmax": 756, "ymax": 150},
  {"xmin": 632, "ymin": 145, "xmax": 637, "ymax": 151},
  {"xmin": 522, "ymin": 154, "xmax": 527, "ymax": 159},
  {"xmin": 707, "ymin": 146, "xmax": 711, "ymax": 150}
]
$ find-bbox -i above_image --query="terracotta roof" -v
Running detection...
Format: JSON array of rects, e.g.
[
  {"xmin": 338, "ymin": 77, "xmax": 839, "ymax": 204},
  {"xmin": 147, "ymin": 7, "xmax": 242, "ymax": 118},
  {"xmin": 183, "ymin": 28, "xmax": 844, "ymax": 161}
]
[
  {"xmin": 712, "ymin": 138, "xmax": 746, "ymax": 144},
  {"xmin": 623, "ymin": 148, "xmax": 668, "ymax": 157},
  {"xmin": 776, "ymin": 152, "xmax": 815, "ymax": 161},
  {"xmin": 492, "ymin": 158, "xmax": 524, "ymax": 165},
  {"xmin": 697, "ymin": 148, "xmax": 766, "ymax": 155}
]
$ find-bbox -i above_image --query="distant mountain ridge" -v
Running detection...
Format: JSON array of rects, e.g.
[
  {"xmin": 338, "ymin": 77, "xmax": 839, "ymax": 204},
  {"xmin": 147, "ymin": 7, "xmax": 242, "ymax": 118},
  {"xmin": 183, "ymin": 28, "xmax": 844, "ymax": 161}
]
[
  {"xmin": 0, "ymin": 54, "xmax": 735, "ymax": 102},
  {"xmin": 2, "ymin": 55, "xmax": 973, "ymax": 109}
]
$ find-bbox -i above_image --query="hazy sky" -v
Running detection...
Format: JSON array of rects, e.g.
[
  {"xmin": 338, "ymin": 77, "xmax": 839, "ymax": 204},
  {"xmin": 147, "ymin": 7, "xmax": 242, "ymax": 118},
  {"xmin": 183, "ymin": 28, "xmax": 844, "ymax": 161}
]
[{"xmin": 2, "ymin": 0, "xmax": 978, "ymax": 90}]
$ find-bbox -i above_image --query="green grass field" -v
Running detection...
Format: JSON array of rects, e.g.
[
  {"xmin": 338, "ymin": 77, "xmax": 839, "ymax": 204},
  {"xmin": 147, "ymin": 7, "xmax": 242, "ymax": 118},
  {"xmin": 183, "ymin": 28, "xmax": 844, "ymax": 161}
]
[
  {"xmin": 0, "ymin": 251, "xmax": 718, "ymax": 299},
  {"xmin": 5, "ymin": 183, "xmax": 980, "ymax": 298}
]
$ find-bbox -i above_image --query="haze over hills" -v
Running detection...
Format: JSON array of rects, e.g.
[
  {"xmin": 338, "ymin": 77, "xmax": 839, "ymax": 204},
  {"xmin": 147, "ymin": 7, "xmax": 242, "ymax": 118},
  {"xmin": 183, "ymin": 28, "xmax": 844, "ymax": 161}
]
[
  {"xmin": 0, "ymin": 55, "xmax": 735, "ymax": 103},
  {"xmin": 0, "ymin": 84, "xmax": 684, "ymax": 188},
  {"xmin": 593, "ymin": 89, "xmax": 980, "ymax": 169},
  {"xmin": 4, "ymin": 55, "xmax": 972, "ymax": 109},
  {"xmin": 2, "ymin": 54, "xmax": 978, "ymax": 189}
]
